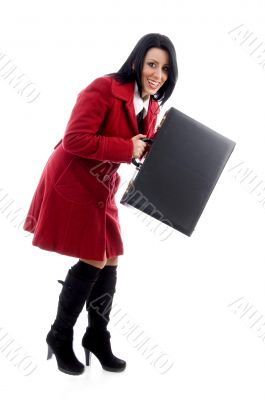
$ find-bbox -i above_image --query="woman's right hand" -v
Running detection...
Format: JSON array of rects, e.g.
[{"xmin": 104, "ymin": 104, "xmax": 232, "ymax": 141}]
[{"xmin": 131, "ymin": 134, "xmax": 147, "ymax": 158}]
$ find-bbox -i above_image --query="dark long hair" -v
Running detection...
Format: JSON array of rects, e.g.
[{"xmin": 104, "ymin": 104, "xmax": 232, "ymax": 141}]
[{"xmin": 108, "ymin": 33, "xmax": 178, "ymax": 106}]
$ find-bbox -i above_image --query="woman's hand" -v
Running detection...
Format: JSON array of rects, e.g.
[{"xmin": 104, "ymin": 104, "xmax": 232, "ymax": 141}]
[{"xmin": 131, "ymin": 134, "xmax": 147, "ymax": 158}]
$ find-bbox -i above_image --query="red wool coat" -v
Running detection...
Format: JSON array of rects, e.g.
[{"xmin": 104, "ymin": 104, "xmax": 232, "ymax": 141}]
[{"xmin": 23, "ymin": 76, "xmax": 160, "ymax": 261}]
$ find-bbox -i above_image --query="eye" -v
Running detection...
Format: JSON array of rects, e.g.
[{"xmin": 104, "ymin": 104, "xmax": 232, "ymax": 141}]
[
  {"xmin": 163, "ymin": 66, "xmax": 169, "ymax": 72},
  {"xmin": 148, "ymin": 62, "xmax": 156, "ymax": 68}
]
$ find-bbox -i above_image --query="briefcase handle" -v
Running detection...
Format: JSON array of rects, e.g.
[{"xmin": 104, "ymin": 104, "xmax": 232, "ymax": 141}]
[{"xmin": 131, "ymin": 137, "xmax": 153, "ymax": 168}]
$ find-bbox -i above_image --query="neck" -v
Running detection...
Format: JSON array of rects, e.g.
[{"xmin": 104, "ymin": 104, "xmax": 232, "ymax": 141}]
[{"xmin": 141, "ymin": 93, "xmax": 150, "ymax": 101}]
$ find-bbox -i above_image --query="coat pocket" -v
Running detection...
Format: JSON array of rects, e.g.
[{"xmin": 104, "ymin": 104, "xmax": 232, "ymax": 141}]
[{"xmin": 53, "ymin": 157, "xmax": 108, "ymax": 206}]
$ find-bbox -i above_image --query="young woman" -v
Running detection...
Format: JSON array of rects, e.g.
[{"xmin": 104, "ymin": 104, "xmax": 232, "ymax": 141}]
[{"xmin": 23, "ymin": 33, "xmax": 178, "ymax": 375}]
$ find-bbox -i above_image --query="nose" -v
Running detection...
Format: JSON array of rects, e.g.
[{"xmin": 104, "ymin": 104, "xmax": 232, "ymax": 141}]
[{"xmin": 153, "ymin": 68, "xmax": 164, "ymax": 82}]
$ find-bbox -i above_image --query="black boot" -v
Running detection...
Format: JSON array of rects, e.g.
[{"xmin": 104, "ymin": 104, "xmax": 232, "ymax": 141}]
[
  {"xmin": 46, "ymin": 260, "xmax": 101, "ymax": 375},
  {"xmin": 82, "ymin": 265, "xmax": 126, "ymax": 372}
]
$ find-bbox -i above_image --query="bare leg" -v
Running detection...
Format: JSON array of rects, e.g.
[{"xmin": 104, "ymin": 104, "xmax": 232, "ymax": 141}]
[
  {"xmin": 80, "ymin": 252, "xmax": 107, "ymax": 269},
  {"xmin": 104, "ymin": 256, "xmax": 119, "ymax": 266},
  {"xmin": 80, "ymin": 251, "xmax": 119, "ymax": 268}
]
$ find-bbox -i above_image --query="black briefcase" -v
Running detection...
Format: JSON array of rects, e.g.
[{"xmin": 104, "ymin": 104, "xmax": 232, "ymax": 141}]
[{"xmin": 120, "ymin": 107, "xmax": 236, "ymax": 236}]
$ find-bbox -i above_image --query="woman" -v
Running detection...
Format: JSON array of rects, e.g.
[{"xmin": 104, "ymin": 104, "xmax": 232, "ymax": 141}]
[{"xmin": 23, "ymin": 33, "xmax": 178, "ymax": 375}]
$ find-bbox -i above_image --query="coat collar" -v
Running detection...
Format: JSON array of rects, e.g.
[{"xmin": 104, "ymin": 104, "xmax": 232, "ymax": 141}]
[{"xmin": 110, "ymin": 77, "xmax": 160, "ymax": 135}]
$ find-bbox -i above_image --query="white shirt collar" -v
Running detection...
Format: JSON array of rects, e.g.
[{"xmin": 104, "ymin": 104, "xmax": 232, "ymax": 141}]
[{"xmin": 133, "ymin": 82, "xmax": 150, "ymax": 118}]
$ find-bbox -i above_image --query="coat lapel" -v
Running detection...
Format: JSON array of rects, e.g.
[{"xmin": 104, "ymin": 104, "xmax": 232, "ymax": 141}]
[
  {"xmin": 143, "ymin": 98, "xmax": 160, "ymax": 136},
  {"xmin": 111, "ymin": 79, "xmax": 138, "ymax": 134},
  {"xmin": 111, "ymin": 77, "xmax": 160, "ymax": 136}
]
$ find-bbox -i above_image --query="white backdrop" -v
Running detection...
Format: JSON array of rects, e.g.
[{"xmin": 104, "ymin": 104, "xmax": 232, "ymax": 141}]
[{"xmin": 1, "ymin": 0, "xmax": 265, "ymax": 399}]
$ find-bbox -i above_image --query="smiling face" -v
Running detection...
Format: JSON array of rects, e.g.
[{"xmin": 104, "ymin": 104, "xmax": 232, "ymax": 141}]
[{"xmin": 140, "ymin": 47, "xmax": 170, "ymax": 100}]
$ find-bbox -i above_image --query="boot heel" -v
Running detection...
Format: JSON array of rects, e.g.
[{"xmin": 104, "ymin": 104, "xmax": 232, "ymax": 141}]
[
  {"xmin": 47, "ymin": 344, "xmax": 53, "ymax": 360},
  {"xmin": 84, "ymin": 349, "xmax": 91, "ymax": 366}
]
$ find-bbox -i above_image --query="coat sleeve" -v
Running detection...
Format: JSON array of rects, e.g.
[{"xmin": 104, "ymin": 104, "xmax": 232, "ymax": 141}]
[{"xmin": 62, "ymin": 77, "xmax": 134, "ymax": 163}]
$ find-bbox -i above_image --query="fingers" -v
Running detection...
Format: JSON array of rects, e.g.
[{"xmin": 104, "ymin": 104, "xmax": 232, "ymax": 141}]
[
  {"xmin": 131, "ymin": 134, "xmax": 148, "ymax": 158},
  {"xmin": 134, "ymin": 141, "xmax": 147, "ymax": 158},
  {"xmin": 135, "ymin": 134, "xmax": 147, "ymax": 139}
]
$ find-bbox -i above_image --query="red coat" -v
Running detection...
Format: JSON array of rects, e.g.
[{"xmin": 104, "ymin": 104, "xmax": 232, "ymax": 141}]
[{"xmin": 23, "ymin": 76, "xmax": 160, "ymax": 261}]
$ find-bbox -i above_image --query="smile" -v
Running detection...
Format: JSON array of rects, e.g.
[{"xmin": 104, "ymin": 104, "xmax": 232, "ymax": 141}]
[{"xmin": 147, "ymin": 79, "xmax": 160, "ymax": 89}]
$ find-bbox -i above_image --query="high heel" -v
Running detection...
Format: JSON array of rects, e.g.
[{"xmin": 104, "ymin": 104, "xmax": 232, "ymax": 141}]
[
  {"xmin": 45, "ymin": 262, "xmax": 101, "ymax": 375},
  {"xmin": 82, "ymin": 328, "xmax": 126, "ymax": 372},
  {"xmin": 46, "ymin": 327, "xmax": 84, "ymax": 375},
  {"xmin": 84, "ymin": 349, "xmax": 91, "ymax": 366},
  {"xmin": 47, "ymin": 344, "xmax": 53, "ymax": 360},
  {"xmin": 83, "ymin": 265, "xmax": 126, "ymax": 372}
]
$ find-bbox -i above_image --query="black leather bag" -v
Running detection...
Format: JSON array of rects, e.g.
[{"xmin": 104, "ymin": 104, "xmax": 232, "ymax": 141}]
[{"xmin": 120, "ymin": 107, "xmax": 236, "ymax": 236}]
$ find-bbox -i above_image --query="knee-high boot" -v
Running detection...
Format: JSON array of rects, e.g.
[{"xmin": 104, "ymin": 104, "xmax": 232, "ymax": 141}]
[
  {"xmin": 81, "ymin": 265, "xmax": 126, "ymax": 372},
  {"xmin": 46, "ymin": 260, "xmax": 101, "ymax": 375}
]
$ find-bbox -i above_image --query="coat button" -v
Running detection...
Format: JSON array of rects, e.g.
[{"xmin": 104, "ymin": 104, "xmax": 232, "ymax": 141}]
[
  {"xmin": 103, "ymin": 174, "xmax": 110, "ymax": 182},
  {"xmin": 97, "ymin": 201, "xmax": 105, "ymax": 208}
]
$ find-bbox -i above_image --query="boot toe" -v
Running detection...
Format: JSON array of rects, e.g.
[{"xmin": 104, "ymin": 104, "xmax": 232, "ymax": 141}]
[
  {"xmin": 46, "ymin": 328, "xmax": 85, "ymax": 375},
  {"xmin": 102, "ymin": 357, "xmax": 126, "ymax": 372}
]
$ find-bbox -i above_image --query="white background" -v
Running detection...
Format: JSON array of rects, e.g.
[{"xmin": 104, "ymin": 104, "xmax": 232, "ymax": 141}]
[{"xmin": 1, "ymin": 0, "xmax": 265, "ymax": 398}]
